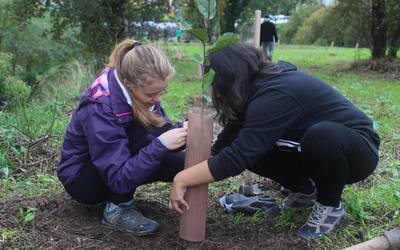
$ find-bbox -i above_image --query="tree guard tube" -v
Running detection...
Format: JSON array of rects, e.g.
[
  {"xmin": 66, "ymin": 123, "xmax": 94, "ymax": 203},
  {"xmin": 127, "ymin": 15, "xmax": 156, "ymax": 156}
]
[{"xmin": 179, "ymin": 108, "xmax": 213, "ymax": 242}]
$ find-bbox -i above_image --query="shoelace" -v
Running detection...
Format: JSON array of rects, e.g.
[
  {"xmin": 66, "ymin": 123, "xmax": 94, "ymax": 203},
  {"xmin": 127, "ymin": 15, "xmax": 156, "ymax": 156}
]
[{"xmin": 307, "ymin": 203, "xmax": 329, "ymax": 226}]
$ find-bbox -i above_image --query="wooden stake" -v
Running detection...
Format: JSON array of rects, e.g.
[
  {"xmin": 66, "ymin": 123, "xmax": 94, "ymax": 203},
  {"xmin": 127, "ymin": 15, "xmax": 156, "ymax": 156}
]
[
  {"xmin": 196, "ymin": 64, "xmax": 203, "ymax": 80},
  {"xmin": 179, "ymin": 108, "xmax": 213, "ymax": 242},
  {"xmin": 240, "ymin": 10, "xmax": 262, "ymax": 196},
  {"xmin": 254, "ymin": 10, "xmax": 261, "ymax": 48},
  {"xmin": 343, "ymin": 228, "xmax": 400, "ymax": 250}
]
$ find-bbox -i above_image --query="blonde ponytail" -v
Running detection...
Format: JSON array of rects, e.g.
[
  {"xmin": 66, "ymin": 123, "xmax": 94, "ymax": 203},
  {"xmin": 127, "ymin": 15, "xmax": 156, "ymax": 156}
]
[{"xmin": 108, "ymin": 39, "xmax": 175, "ymax": 128}]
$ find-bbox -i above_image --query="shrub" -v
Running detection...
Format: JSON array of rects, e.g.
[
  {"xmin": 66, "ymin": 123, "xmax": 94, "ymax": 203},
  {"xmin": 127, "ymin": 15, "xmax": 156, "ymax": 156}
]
[
  {"xmin": 2, "ymin": 77, "xmax": 31, "ymax": 107},
  {"xmin": 279, "ymin": 4, "xmax": 321, "ymax": 44},
  {"xmin": 292, "ymin": 8, "xmax": 330, "ymax": 45}
]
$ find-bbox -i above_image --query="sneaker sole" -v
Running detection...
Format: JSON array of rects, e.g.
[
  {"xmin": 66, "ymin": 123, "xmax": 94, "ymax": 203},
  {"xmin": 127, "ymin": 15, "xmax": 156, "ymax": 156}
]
[{"xmin": 101, "ymin": 219, "xmax": 158, "ymax": 236}]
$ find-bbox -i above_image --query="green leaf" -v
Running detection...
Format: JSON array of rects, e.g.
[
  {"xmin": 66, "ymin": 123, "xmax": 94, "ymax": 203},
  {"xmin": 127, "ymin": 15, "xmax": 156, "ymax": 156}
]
[
  {"xmin": 195, "ymin": 0, "xmax": 216, "ymax": 20},
  {"xmin": 24, "ymin": 208, "xmax": 37, "ymax": 223},
  {"xmin": 187, "ymin": 28, "xmax": 208, "ymax": 43},
  {"xmin": 207, "ymin": 33, "xmax": 240, "ymax": 55},
  {"xmin": 176, "ymin": 7, "xmax": 192, "ymax": 30},
  {"xmin": 193, "ymin": 53, "xmax": 203, "ymax": 64}
]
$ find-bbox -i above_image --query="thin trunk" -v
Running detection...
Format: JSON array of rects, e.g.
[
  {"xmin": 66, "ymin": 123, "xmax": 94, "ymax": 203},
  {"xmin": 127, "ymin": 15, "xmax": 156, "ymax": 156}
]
[
  {"xmin": 371, "ymin": 0, "xmax": 387, "ymax": 58},
  {"xmin": 388, "ymin": 26, "xmax": 400, "ymax": 59}
]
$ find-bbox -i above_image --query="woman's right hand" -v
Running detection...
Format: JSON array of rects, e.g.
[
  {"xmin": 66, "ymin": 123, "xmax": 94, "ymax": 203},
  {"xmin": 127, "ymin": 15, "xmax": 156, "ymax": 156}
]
[{"xmin": 158, "ymin": 127, "xmax": 188, "ymax": 150}]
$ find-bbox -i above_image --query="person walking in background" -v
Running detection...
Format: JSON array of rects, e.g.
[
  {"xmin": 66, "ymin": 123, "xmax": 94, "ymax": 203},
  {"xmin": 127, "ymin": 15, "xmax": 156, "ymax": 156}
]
[
  {"xmin": 175, "ymin": 25, "xmax": 182, "ymax": 43},
  {"xmin": 168, "ymin": 43, "xmax": 380, "ymax": 239},
  {"xmin": 57, "ymin": 39, "xmax": 188, "ymax": 236},
  {"xmin": 260, "ymin": 15, "xmax": 278, "ymax": 60}
]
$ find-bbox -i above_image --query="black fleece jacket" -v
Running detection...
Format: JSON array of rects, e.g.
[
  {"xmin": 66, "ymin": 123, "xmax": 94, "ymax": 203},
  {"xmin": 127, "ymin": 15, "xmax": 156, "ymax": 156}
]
[{"xmin": 208, "ymin": 62, "xmax": 380, "ymax": 181}]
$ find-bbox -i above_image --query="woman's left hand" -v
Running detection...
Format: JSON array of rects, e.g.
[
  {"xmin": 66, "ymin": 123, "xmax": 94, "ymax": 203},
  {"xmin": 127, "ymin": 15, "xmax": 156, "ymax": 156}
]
[{"xmin": 169, "ymin": 180, "xmax": 189, "ymax": 214}]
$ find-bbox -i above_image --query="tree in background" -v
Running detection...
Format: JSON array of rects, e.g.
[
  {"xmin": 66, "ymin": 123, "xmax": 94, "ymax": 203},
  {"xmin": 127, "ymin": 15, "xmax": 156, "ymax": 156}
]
[
  {"xmin": 240, "ymin": 0, "xmax": 317, "ymax": 19},
  {"xmin": 51, "ymin": 0, "xmax": 170, "ymax": 67},
  {"xmin": 220, "ymin": 0, "xmax": 250, "ymax": 33},
  {"xmin": 0, "ymin": 0, "xmax": 76, "ymax": 85},
  {"xmin": 386, "ymin": 0, "xmax": 400, "ymax": 58},
  {"xmin": 335, "ymin": 0, "xmax": 399, "ymax": 59},
  {"xmin": 278, "ymin": 3, "xmax": 321, "ymax": 44}
]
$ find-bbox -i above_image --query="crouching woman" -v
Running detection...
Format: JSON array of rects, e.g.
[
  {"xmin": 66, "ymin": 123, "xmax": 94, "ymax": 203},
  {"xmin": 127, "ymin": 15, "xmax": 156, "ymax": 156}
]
[
  {"xmin": 168, "ymin": 43, "xmax": 380, "ymax": 239},
  {"xmin": 58, "ymin": 39, "xmax": 187, "ymax": 236}
]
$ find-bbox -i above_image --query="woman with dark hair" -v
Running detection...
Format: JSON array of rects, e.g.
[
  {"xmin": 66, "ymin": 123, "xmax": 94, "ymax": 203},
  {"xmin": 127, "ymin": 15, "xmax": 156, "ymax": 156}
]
[{"xmin": 168, "ymin": 43, "xmax": 380, "ymax": 239}]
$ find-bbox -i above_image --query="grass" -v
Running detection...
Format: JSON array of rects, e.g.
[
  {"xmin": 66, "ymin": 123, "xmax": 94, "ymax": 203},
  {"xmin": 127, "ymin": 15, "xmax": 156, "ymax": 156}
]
[{"xmin": 1, "ymin": 43, "xmax": 400, "ymax": 249}]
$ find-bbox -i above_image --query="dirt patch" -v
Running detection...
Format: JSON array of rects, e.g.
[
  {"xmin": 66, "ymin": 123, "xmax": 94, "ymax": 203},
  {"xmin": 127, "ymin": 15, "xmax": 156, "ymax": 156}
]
[
  {"xmin": 0, "ymin": 186, "xmax": 316, "ymax": 249},
  {"xmin": 348, "ymin": 58, "xmax": 400, "ymax": 80}
]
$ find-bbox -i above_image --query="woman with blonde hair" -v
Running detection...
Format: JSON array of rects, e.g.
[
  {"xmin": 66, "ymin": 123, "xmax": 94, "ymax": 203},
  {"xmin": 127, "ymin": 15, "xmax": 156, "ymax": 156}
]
[{"xmin": 58, "ymin": 39, "xmax": 187, "ymax": 235}]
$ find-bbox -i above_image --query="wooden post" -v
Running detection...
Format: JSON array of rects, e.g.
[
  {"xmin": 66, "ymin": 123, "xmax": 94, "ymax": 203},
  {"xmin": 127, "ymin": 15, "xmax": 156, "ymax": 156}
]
[
  {"xmin": 197, "ymin": 64, "xmax": 203, "ymax": 80},
  {"xmin": 342, "ymin": 228, "xmax": 400, "ymax": 250},
  {"xmin": 179, "ymin": 108, "xmax": 213, "ymax": 242},
  {"xmin": 240, "ymin": 10, "xmax": 262, "ymax": 196},
  {"xmin": 254, "ymin": 10, "xmax": 261, "ymax": 48}
]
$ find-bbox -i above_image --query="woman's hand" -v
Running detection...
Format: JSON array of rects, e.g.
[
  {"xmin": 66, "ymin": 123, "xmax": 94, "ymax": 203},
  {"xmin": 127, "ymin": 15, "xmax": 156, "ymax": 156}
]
[
  {"xmin": 169, "ymin": 179, "xmax": 189, "ymax": 214},
  {"xmin": 158, "ymin": 127, "xmax": 187, "ymax": 150}
]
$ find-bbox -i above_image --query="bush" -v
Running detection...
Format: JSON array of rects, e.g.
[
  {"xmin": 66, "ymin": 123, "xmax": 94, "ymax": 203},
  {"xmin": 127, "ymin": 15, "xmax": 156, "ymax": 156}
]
[
  {"xmin": 292, "ymin": 8, "xmax": 330, "ymax": 45},
  {"xmin": 279, "ymin": 4, "xmax": 321, "ymax": 44},
  {"xmin": 0, "ymin": 53, "xmax": 13, "ymax": 84},
  {"xmin": 2, "ymin": 77, "xmax": 31, "ymax": 107}
]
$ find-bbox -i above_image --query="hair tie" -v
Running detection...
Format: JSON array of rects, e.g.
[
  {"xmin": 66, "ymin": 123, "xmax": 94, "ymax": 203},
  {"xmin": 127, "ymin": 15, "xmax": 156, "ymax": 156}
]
[{"xmin": 131, "ymin": 41, "xmax": 142, "ymax": 50}]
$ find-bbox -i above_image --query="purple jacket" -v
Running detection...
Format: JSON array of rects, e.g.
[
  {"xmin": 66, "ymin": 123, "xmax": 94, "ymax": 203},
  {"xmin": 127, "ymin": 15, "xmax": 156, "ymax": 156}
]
[{"xmin": 58, "ymin": 67, "xmax": 179, "ymax": 194}]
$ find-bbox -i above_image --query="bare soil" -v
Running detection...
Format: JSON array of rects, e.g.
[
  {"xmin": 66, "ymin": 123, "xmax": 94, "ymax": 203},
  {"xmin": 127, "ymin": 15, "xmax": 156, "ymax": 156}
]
[
  {"xmin": 349, "ymin": 58, "xmax": 400, "ymax": 80},
  {"xmin": 0, "ymin": 123, "xmax": 315, "ymax": 249},
  {"xmin": 0, "ymin": 181, "xmax": 317, "ymax": 249}
]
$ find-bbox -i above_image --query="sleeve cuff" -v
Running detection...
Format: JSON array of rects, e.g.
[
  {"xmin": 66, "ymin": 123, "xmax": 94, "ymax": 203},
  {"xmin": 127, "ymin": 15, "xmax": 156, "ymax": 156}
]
[
  {"xmin": 152, "ymin": 137, "xmax": 169, "ymax": 156},
  {"xmin": 207, "ymin": 157, "xmax": 226, "ymax": 181}
]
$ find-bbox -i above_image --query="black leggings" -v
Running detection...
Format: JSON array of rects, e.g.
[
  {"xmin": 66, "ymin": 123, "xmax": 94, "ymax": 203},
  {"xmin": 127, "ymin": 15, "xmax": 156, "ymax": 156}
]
[
  {"xmin": 64, "ymin": 151, "xmax": 185, "ymax": 205},
  {"xmin": 249, "ymin": 122, "xmax": 379, "ymax": 207}
]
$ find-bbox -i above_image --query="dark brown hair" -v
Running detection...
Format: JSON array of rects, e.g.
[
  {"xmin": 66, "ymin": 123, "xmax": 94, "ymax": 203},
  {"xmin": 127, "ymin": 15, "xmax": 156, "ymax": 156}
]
[{"xmin": 208, "ymin": 43, "xmax": 281, "ymax": 126}]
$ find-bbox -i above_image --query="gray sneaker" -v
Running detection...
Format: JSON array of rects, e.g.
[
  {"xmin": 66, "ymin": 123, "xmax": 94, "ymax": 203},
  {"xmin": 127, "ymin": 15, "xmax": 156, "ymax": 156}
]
[
  {"xmin": 296, "ymin": 202, "xmax": 347, "ymax": 239},
  {"xmin": 219, "ymin": 193, "xmax": 282, "ymax": 216},
  {"xmin": 102, "ymin": 203, "xmax": 159, "ymax": 236},
  {"xmin": 283, "ymin": 189, "xmax": 317, "ymax": 208}
]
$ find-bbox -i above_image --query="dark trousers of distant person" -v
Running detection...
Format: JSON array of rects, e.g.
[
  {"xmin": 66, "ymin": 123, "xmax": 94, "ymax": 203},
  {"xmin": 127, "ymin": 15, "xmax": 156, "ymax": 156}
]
[{"xmin": 261, "ymin": 41, "xmax": 275, "ymax": 60}]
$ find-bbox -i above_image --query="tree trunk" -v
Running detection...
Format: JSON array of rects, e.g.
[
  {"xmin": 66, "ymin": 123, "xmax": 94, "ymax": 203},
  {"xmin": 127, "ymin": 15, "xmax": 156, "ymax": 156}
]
[
  {"xmin": 388, "ymin": 26, "xmax": 400, "ymax": 59},
  {"xmin": 371, "ymin": 0, "xmax": 387, "ymax": 58},
  {"xmin": 222, "ymin": 4, "xmax": 236, "ymax": 33},
  {"xmin": 221, "ymin": 0, "xmax": 250, "ymax": 33}
]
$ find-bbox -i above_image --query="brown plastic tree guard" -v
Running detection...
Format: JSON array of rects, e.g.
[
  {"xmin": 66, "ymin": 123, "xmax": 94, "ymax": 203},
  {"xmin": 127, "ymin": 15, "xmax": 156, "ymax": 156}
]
[{"xmin": 179, "ymin": 108, "xmax": 213, "ymax": 242}]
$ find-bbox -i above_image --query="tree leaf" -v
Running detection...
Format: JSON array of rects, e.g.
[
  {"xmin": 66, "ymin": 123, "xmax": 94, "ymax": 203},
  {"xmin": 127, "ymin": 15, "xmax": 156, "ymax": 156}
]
[
  {"xmin": 195, "ymin": 0, "xmax": 216, "ymax": 20},
  {"xmin": 176, "ymin": 7, "xmax": 192, "ymax": 30},
  {"xmin": 193, "ymin": 53, "xmax": 203, "ymax": 64},
  {"xmin": 187, "ymin": 28, "xmax": 209, "ymax": 43},
  {"xmin": 207, "ymin": 33, "xmax": 239, "ymax": 54}
]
